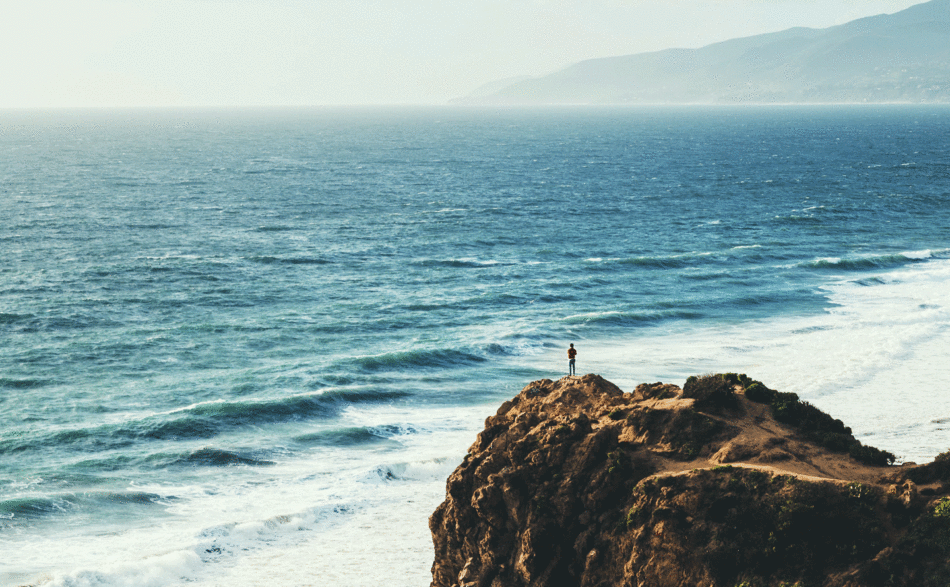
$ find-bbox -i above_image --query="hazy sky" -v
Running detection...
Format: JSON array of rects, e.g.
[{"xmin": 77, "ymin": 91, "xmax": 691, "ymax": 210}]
[{"xmin": 0, "ymin": 0, "xmax": 928, "ymax": 107}]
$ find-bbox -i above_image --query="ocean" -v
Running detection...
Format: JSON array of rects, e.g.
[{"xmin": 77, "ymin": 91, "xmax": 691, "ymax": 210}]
[{"xmin": 1, "ymin": 105, "xmax": 949, "ymax": 587}]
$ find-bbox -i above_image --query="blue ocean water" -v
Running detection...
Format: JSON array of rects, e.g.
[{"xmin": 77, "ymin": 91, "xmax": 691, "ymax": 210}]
[{"xmin": 2, "ymin": 106, "xmax": 950, "ymax": 586}]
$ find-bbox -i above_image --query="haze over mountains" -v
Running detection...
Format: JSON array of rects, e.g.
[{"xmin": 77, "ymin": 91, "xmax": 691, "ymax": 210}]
[{"xmin": 456, "ymin": 0, "xmax": 950, "ymax": 105}]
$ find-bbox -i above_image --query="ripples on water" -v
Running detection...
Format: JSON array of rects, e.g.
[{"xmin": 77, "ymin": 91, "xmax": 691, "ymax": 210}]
[{"xmin": 1, "ymin": 106, "xmax": 949, "ymax": 586}]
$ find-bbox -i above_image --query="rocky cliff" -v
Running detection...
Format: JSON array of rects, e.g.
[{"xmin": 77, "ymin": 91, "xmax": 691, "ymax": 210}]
[{"xmin": 429, "ymin": 374, "xmax": 950, "ymax": 587}]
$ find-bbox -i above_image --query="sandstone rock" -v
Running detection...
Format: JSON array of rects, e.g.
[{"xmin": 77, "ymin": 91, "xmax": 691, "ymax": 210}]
[{"xmin": 430, "ymin": 374, "xmax": 950, "ymax": 586}]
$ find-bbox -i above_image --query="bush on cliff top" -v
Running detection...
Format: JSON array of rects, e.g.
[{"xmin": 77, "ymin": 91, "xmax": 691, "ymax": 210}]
[
  {"xmin": 683, "ymin": 374, "xmax": 738, "ymax": 410},
  {"xmin": 744, "ymin": 381, "xmax": 775, "ymax": 404},
  {"xmin": 739, "ymin": 378, "xmax": 895, "ymax": 467}
]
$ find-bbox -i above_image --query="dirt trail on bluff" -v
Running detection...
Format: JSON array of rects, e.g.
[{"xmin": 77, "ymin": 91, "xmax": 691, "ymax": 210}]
[
  {"xmin": 652, "ymin": 392, "xmax": 884, "ymax": 486},
  {"xmin": 430, "ymin": 374, "xmax": 950, "ymax": 587}
]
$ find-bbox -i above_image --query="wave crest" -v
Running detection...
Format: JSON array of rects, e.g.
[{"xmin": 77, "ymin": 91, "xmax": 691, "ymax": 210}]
[
  {"xmin": 561, "ymin": 309, "xmax": 703, "ymax": 326},
  {"xmin": 803, "ymin": 251, "xmax": 933, "ymax": 271},
  {"xmin": 0, "ymin": 389, "xmax": 410, "ymax": 454},
  {"xmin": 347, "ymin": 348, "xmax": 487, "ymax": 372}
]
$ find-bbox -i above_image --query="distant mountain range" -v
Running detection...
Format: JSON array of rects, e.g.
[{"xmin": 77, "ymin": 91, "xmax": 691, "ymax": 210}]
[{"xmin": 455, "ymin": 0, "xmax": 950, "ymax": 105}]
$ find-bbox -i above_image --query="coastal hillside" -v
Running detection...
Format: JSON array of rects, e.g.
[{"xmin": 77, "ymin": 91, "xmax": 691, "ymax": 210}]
[
  {"xmin": 430, "ymin": 374, "xmax": 950, "ymax": 587},
  {"xmin": 455, "ymin": 0, "xmax": 950, "ymax": 104}
]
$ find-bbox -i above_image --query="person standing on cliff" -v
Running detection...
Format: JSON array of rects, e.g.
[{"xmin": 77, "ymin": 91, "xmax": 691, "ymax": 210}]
[{"xmin": 567, "ymin": 343, "xmax": 577, "ymax": 376}]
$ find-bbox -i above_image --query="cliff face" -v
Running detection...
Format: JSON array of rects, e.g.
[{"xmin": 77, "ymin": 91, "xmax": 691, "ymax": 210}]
[{"xmin": 429, "ymin": 374, "xmax": 950, "ymax": 587}]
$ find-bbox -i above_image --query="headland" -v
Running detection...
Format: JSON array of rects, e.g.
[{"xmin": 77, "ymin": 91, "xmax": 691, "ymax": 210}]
[{"xmin": 430, "ymin": 374, "xmax": 950, "ymax": 586}]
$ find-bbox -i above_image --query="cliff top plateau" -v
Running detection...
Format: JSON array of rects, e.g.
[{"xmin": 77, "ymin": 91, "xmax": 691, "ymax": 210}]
[{"xmin": 430, "ymin": 373, "xmax": 950, "ymax": 587}]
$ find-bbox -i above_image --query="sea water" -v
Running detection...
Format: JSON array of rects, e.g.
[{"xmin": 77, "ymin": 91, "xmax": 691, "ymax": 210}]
[{"xmin": 1, "ymin": 106, "xmax": 949, "ymax": 587}]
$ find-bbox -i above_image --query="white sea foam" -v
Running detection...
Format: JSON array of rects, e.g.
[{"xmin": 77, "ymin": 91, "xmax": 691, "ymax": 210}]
[
  {"xmin": 900, "ymin": 249, "xmax": 933, "ymax": 260},
  {"xmin": 9, "ymin": 404, "xmax": 486, "ymax": 587},
  {"xmin": 562, "ymin": 310, "xmax": 622, "ymax": 323},
  {"xmin": 47, "ymin": 551, "xmax": 202, "ymax": 587}
]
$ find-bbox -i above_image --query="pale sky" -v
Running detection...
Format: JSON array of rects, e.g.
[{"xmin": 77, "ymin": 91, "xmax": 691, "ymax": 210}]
[{"xmin": 0, "ymin": 0, "xmax": 928, "ymax": 107}]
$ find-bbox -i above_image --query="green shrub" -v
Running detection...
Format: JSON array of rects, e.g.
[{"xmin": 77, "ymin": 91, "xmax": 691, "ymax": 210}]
[
  {"xmin": 683, "ymin": 374, "xmax": 738, "ymax": 410},
  {"xmin": 847, "ymin": 482, "xmax": 873, "ymax": 502},
  {"xmin": 848, "ymin": 442, "xmax": 896, "ymax": 467},
  {"xmin": 744, "ymin": 381, "xmax": 776, "ymax": 403},
  {"xmin": 634, "ymin": 478, "xmax": 656, "ymax": 495},
  {"xmin": 935, "ymin": 497, "xmax": 950, "ymax": 518},
  {"xmin": 770, "ymin": 391, "xmax": 803, "ymax": 424},
  {"xmin": 608, "ymin": 408, "xmax": 625, "ymax": 420},
  {"xmin": 770, "ymin": 393, "xmax": 850, "ymax": 437},
  {"xmin": 807, "ymin": 431, "xmax": 852, "ymax": 453},
  {"xmin": 745, "ymin": 383, "xmax": 895, "ymax": 466}
]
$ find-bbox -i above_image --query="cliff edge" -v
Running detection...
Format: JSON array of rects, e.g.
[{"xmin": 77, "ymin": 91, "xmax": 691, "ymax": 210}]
[{"xmin": 430, "ymin": 374, "xmax": 950, "ymax": 587}]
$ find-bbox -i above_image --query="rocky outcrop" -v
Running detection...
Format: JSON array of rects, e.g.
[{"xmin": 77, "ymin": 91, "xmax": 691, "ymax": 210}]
[{"xmin": 429, "ymin": 374, "xmax": 950, "ymax": 587}]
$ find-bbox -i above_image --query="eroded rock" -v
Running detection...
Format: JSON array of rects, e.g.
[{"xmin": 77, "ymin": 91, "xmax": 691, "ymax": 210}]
[{"xmin": 430, "ymin": 374, "xmax": 950, "ymax": 586}]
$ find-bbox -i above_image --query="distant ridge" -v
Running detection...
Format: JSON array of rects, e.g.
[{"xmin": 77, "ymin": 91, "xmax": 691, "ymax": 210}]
[{"xmin": 455, "ymin": 0, "xmax": 950, "ymax": 105}]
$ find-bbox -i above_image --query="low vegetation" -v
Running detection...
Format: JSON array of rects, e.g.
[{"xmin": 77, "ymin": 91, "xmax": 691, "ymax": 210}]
[
  {"xmin": 734, "ymin": 376, "xmax": 895, "ymax": 466},
  {"xmin": 683, "ymin": 373, "xmax": 739, "ymax": 410}
]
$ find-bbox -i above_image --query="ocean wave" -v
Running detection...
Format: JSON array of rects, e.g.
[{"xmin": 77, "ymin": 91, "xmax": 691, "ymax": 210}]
[
  {"xmin": 0, "ymin": 496, "xmax": 68, "ymax": 519},
  {"xmin": 616, "ymin": 256, "xmax": 691, "ymax": 269},
  {"xmin": 405, "ymin": 302, "xmax": 454, "ymax": 311},
  {"xmin": 253, "ymin": 225, "xmax": 297, "ymax": 232},
  {"xmin": 145, "ymin": 390, "xmax": 410, "ymax": 433},
  {"xmin": 347, "ymin": 348, "xmax": 487, "ymax": 372},
  {"xmin": 283, "ymin": 257, "xmax": 333, "ymax": 265},
  {"xmin": 176, "ymin": 447, "xmax": 275, "ymax": 467},
  {"xmin": 246, "ymin": 255, "xmax": 331, "ymax": 265},
  {"xmin": 901, "ymin": 249, "xmax": 939, "ymax": 260},
  {"xmin": 773, "ymin": 214, "xmax": 822, "ymax": 225},
  {"xmin": 67, "ymin": 449, "xmax": 273, "ymax": 472},
  {"xmin": 0, "ymin": 312, "xmax": 31, "ymax": 324},
  {"xmin": 0, "ymin": 390, "xmax": 410, "ymax": 454},
  {"xmin": 0, "ymin": 377, "xmax": 50, "ymax": 389},
  {"xmin": 682, "ymin": 271, "xmax": 731, "ymax": 281},
  {"xmin": 853, "ymin": 277, "xmax": 887, "ymax": 286},
  {"xmin": 561, "ymin": 309, "xmax": 703, "ymax": 326},
  {"xmin": 802, "ymin": 251, "xmax": 932, "ymax": 271},
  {"xmin": 127, "ymin": 224, "xmax": 180, "ymax": 230},
  {"xmin": 292, "ymin": 424, "xmax": 413, "ymax": 447},
  {"xmin": 242, "ymin": 163, "xmax": 315, "ymax": 176},
  {"xmin": 0, "ymin": 491, "xmax": 162, "ymax": 521},
  {"xmin": 580, "ymin": 253, "xmax": 721, "ymax": 269},
  {"xmin": 368, "ymin": 457, "xmax": 454, "ymax": 484},
  {"xmin": 411, "ymin": 258, "xmax": 505, "ymax": 269}
]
